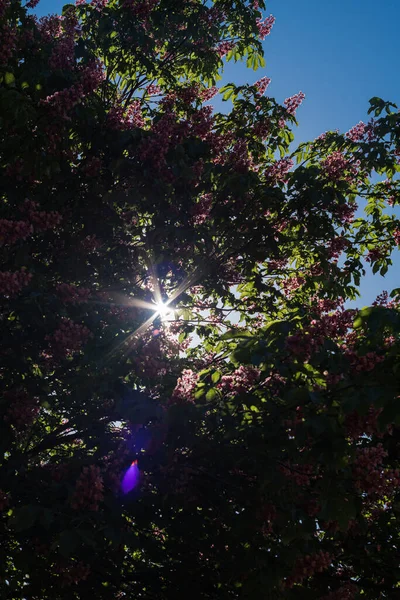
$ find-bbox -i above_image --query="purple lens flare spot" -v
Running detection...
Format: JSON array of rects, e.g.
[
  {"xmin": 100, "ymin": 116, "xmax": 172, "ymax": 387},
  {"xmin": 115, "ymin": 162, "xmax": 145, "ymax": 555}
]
[{"xmin": 121, "ymin": 460, "xmax": 140, "ymax": 494}]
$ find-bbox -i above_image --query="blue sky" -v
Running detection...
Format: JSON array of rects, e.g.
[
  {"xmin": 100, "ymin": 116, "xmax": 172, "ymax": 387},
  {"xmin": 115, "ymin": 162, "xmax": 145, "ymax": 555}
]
[{"xmin": 35, "ymin": 0, "xmax": 400, "ymax": 307}]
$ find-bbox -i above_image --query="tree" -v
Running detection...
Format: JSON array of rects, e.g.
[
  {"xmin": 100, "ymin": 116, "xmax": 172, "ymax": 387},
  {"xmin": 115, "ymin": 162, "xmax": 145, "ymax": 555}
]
[{"xmin": 1, "ymin": 0, "xmax": 400, "ymax": 598}]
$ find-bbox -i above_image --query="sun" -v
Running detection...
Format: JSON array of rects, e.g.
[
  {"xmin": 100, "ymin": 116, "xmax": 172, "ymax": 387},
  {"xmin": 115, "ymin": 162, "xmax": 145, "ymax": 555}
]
[{"xmin": 154, "ymin": 301, "xmax": 174, "ymax": 320}]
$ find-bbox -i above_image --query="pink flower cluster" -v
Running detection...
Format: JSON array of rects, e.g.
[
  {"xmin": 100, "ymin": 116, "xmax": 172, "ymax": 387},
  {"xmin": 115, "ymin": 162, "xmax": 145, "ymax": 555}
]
[
  {"xmin": 140, "ymin": 110, "xmax": 176, "ymax": 172},
  {"xmin": 4, "ymin": 389, "xmax": 39, "ymax": 430},
  {"xmin": 37, "ymin": 15, "xmax": 63, "ymax": 43},
  {"xmin": 0, "ymin": 489, "xmax": 9, "ymax": 512},
  {"xmin": 256, "ymin": 15, "xmax": 275, "ymax": 40},
  {"xmin": 327, "ymin": 236, "xmax": 350, "ymax": 261},
  {"xmin": 171, "ymin": 369, "xmax": 199, "ymax": 403},
  {"xmin": 265, "ymin": 157, "xmax": 294, "ymax": 184},
  {"xmin": 0, "ymin": 269, "xmax": 32, "ymax": 297},
  {"xmin": 229, "ymin": 138, "xmax": 253, "ymax": 173},
  {"xmin": 216, "ymin": 41, "xmax": 235, "ymax": 57},
  {"xmin": 200, "ymin": 86, "xmax": 219, "ymax": 102},
  {"xmin": 219, "ymin": 365, "xmax": 260, "ymax": 395},
  {"xmin": 321, "ymin": 582, "xmax": 358, "ymax": 600},
  {"xmin": 281, "ymin": 275, "xmax": 305, "ymax": 296},
  {"xmin": 322, "ymin": 152, "xmax": 354, "ymax": 182},
  {"xmin": 46, "ymin": 318, "xmax": 91, "ymax": 358},
  {"xmin": 345, "ymin": 121, "xmax": 366, "ymax": 142},
  {"xmin": 55, "ymin": 283, "xmax": 91, "ymax": 304},
  {"xmin": 41, "ymin": 61, "xmax": 105, "ymax": 118},
  {"xmin": 257, "ymin": 503, "xmax": 277, "ymax": 536},
  {"xmin": 285, "ymin": 551, "xmax": 333, "ymax": 588},
  {"xmin": 146, "ymin": 83, "xmax": 161, "ymax": 95},
  {"xmin": 333, "ymin": 201, "xmax": 357, "ymax": 224},
  {"xmin": 0, "ymin": 24, "xmax": 16, "ymax": 65},
  {"xmin": 284, "ymin": 91, "xmax": 305, "ymax": 115},
  {"xmin": 70, "ymin": 465, "xmax": 104, "ymax": 511},
  {"xmin": 0, "ymin": 219, "xmax": 33, "ymax": 245},
  {"xmin": 81, "ymin": 234, "xmax": 101, "ymax": 253},
  {"xmin": 190, "ymin": 105, "xmax": 214, "ymax": 139},
  {"xmin": 81, "ymin": 156, "xmax": 102, "ymax": 177},
  {"xmin": 23, "ymin": 200, "xmax": 62, "ymax": 231},
  {"xmin": 177, "ymin": 84, "xmax": 201, "ymax": 105},
  {"xmin": 353, "ymin": 444, "xmax": 400, "ymax": 497},
  {"xmin": 91, "ymin": 0, "xmax": 109, "ymax": 9},
  {"xmin": 280, "ymin": 462, "xmax": 315, "ymax": 487},
  {"xmin": 123, "ymin": 0, "xmax": 159, "ymax": 19},
  {"xmin": 345, "ymin": 407, "xmax": 383, "ymax": 441},
  {"xmin": 254, "ymin": 118, "xmax": 271, "ymax": 140},
  {"xmin": 345, "ymin": 349, "xmax": 384, "ymax": 373},
  {"xmin": 192, "ymin": 193, "xmax": 213, "ymax": 225},
  {"xmin": 0, "ymin": 0, "xmax": 10, "ymax": 19},
  {"xmin": 49, "ymin": 13, "xmax": 78, "ymax": 71},
  {"xmin": 57, "ymin": 561, "xmax": 91, "ymax": 586},
  {"xmin": 254, "ymin": 76, "xmax": 271, "ymax": 96}
]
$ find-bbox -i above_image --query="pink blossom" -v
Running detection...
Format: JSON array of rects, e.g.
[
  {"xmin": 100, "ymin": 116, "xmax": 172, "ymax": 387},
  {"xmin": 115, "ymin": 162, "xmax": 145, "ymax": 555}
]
[
  {"xmin": 56, "ymin": 561, "xmax": 91, "ymax": 587},
  {"xmin": 327, "ymin": 236, "xmax": 350, "ymax": 260},
  {"xmin": 216, "ymin": 41, "xmax": 235, "ymax": 57},
  {"xmin": 70, "ymin": 465, "xmax": 104, "ymax": 511},
  {"xmin": 333, "ymin": 201, "xmax": 357, "ymax": 223},
  {"xmin": 284, "ymin": 91, "xmax": 305, "ymax": 115},
  {"xmin": 22, "ymin": 200, "xmax": 62, "ymax": 231},
  {"xmin": 81, "ymin": 234, "xmax": 101, "ymax": 252},
  {"xmin": 108, "ymin": 99, "xmax": 146, "ymax": 131},
  {"xmin": 320, "ymin": 583, "xmax": 359, "ymax": 600},
  {"xmin": 55, "ymin": 283, "xmax": 91, "ymax": 304},
  {"xmin": 322, "ymin": 151, "xmax": 354, "ymax": 181},
  {"xmin": 48, "ymin": 12, "xmax": 78, "ymax": 71},
  {"xmin": 146, "ymin": 83, "xmax": 161, "ymax": 95},
  {"xmin": 45, "ymin": 318, "xmax": 91, "ymax": 358},
  {"xmin": 365, "ymin": 247, "xmax": 386, "ymax": 263},
  {"xmin": 91, "ymin": 0, "xmax": 109, "ymax": 9},
  {"xmin": 192, "ymin": 193, "xmax": 213, "ymax": 225},
  {"xmin": 40, "ymin": 61, "xmax": 105, "ymax": 118},
  {"xmin": 171, "ymin": 369, "xmax": 199, "ymax": 403},
  {"xmin": 200, "ymin": 86, "xmax": 219, "ymax": 102},
  {"xmin": 285, "ymin": 551, "xmax": 333, "ymax": 588},
  {"xmin": 4, "ymin": 389, "xmax": 40, "ymax": 430},
  {"xmin": 352, "ymin": 444, "xmax": 400, "ymax": 497},
  {"xmin": 254, "ymin": 76, "xmax": 271, "ymax": 96},
  {"xmin": 265, "ymin": 157, "xmax": 294, "ymax": 184},
  {"xmin": 219, "ymin": 365, "xmax": 260, "ymax": 395},
  {"xmin": 256, "ymin": 15, "xmax": 275, "ymax": 40},
  {"xmin": 37, "ymin": 15, "xmax": 63, "ymax": 42},
  {"xmin": 0, "ymin": 23, "xmax": 17, "ymax": 65},
  {"xmin": 0, "ymin": 219, "xmax": 33, "ymax": 245},
  {"xmin": 345, "ymin": 121, "xmax": 366, "ymax": 142},
  {"xmin": 123, "ymin": 0, "xmax": 159, "ymax": 19},
  {"xmin": 0, "ymin": 269, "xmax": 32, "ymax": 297}
]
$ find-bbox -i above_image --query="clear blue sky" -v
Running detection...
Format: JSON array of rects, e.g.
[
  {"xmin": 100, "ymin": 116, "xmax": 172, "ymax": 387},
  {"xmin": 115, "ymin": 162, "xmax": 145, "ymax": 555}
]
[{"xmin": 34, "ymin": 0, "xmax": 400, "ymax": 307}]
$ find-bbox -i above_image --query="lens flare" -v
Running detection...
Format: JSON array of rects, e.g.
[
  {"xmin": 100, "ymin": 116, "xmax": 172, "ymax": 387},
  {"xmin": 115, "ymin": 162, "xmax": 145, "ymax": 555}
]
[
  {"xmin": 121, "ymin": 459, "xmax": 140, "ymax": 494},
  {"xmin": 154, "ymin": 301, "xmax": 173, "ymax": 320}
]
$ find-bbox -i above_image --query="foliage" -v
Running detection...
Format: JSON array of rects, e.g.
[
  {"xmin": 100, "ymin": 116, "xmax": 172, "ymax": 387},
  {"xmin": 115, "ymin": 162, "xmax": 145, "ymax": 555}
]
[{"xmin": 0, "ymin": 0, "xmax": 400, "ymax": 598}]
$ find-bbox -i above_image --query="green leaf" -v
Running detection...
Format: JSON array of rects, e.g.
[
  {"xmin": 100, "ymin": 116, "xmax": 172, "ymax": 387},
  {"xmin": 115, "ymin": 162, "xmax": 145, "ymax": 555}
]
[
  {"xmin": 59, "ymin": 530, "xmax": 80, "ymax": 558},
  {"xmin": 206, "ymin": 388, "xmax": 218, "ymax": 401},
  {"xmin": 211, "ymin": 371, "xmax": 222, "ymax": 384},
  {"xmin": 4, "ymin": 72, "xmax": 15, "ymax": 85},
  {"xmin": 9, "ymin": 505, "xmax": 40, "ymax": 532}
]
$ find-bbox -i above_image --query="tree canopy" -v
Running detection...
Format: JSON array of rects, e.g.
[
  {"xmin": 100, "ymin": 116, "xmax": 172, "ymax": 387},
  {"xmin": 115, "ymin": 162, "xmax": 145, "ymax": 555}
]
[{"xmin": 1, "ymin": 0, "xmax": 400, "ymax": 598}]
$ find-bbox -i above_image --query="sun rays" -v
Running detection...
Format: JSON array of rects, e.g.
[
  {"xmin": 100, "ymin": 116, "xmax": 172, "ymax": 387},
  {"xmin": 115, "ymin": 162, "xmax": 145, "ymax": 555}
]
[{"xmin": 100, "ymin": 257, "xmax": 207, "ymax": 363}]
